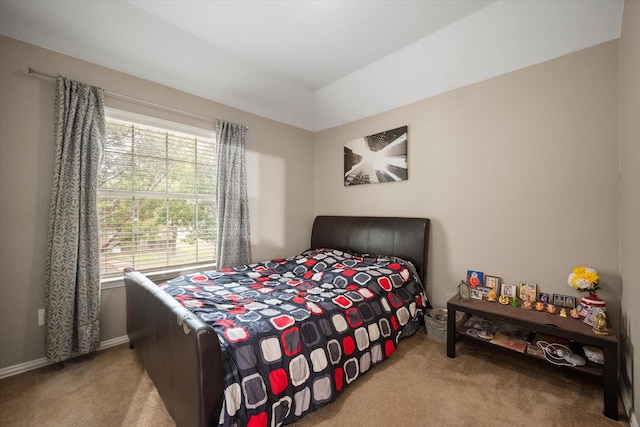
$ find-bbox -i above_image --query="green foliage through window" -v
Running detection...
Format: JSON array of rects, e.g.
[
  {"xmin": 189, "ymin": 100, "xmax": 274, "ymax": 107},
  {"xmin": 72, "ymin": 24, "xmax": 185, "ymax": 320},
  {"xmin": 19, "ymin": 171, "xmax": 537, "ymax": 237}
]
[{"xmin": 98, "ymin": 117, "xmax": 217, "ymax": 277}]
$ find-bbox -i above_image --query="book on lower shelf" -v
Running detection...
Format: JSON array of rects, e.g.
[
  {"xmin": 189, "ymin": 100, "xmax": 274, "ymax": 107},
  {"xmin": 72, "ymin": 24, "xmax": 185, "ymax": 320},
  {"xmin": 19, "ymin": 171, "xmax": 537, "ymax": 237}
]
[{"xmin": 489, "ymin": 331, "xmax": 528, "ymax": 353}]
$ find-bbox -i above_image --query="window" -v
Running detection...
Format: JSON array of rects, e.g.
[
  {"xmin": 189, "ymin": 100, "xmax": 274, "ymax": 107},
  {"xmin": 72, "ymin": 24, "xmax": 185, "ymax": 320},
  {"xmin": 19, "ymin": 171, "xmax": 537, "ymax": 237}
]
[{"xmin": 98, "ymin": 112, "xmax": 217, "ymax": 279}]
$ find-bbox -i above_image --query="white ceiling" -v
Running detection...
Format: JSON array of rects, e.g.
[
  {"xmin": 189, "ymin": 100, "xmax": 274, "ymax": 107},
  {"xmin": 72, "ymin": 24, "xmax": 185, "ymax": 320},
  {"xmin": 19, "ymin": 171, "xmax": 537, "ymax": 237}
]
[
  {"xmin": 129, "ymin": 0, "xmax": 495, "ymax": 91},
  {"xmin": 0, "ymin": 0, "xmax": 625, "ymax": 131}
]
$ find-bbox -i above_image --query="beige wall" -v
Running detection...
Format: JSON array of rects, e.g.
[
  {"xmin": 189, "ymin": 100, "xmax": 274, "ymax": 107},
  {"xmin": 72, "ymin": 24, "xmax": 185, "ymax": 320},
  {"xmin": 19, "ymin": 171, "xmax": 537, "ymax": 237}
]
[
  {"xmin": 315, "ymin": 41, "xmax": 620, "ymax": 334},
  {"xmin": 316, "ymin": 37, "xmax": 640, "ymax": 420},
  {"xmin": 315, "ymin": 41, "xmax": 620, "ymax": 311},
  {"xmin": 620, "ymin": 0, "xmax": 640, "ymax": 423},
  {"xmin": 0, "ymin": 35, "xmax": 315, "ymax": 369}
]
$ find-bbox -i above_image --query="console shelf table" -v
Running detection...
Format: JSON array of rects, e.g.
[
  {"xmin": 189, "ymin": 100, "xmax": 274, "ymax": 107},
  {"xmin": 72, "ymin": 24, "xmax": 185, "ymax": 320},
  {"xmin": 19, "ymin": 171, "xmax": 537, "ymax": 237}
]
[{"xmin": 446, "ymin": 296, "xmax": 619, "ymax": 420}]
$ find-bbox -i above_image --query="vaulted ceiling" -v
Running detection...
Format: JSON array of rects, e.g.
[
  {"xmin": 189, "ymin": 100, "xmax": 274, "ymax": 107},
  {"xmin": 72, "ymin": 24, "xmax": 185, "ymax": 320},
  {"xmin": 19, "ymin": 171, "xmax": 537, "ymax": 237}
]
[{"xmin": 0, "ymin": 1, "xmax": 624, "ymax": 131}]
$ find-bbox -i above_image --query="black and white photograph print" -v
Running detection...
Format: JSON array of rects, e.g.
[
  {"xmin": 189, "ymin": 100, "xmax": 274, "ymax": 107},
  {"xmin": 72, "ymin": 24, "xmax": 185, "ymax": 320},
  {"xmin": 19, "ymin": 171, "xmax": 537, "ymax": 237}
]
[{"xmin": 344, "ymin": 125, "xmax": 408, "ymax": 186}]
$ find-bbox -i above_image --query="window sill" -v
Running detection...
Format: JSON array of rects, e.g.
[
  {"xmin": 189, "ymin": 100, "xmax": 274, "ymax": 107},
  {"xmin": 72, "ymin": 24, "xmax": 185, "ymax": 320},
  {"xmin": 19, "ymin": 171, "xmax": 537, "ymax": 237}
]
[{"xmin": 100, "ymin": 262, "xmax": 217, "ymax": 290}]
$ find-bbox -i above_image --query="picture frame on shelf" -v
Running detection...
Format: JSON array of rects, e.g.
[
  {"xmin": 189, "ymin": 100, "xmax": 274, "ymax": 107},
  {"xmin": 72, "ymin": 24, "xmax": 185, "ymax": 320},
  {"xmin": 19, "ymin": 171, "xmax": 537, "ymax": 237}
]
[
  {"xmin": 457, "ymin": 281, "xmax": 471, "ymax": 301},
  {"xmin": 477, "ymin": 286, "xmax": 491, "ymax": 297},
  {"xmin": 583, "ymin": 307, "xmax": 605, "ymax": 327},
  {"xmin": 467, "ymin": 270, "xmax": 484, "ymax": 289},
  {"xmin": 539, "ymin": 293, "xmax": 550, "ymax": 304},
  {"xmin": 519, "ymin": 282, "xmax": 537, "ymax": 303},
  {"xmin": 553, "ymin": 294, "xmax": 565, "ymax": 307},
  {"xmin": 484, "ymin": 275, "xmax": 500, "ymax": 294},
  {"xmin": 552, "ymin": 294, "xmax": 577, "ymax": 308},
  {"xmin": 579, "ymin": 304, "xmax": 591, "ymax": 317},
  {"xmin": 563, "ymin": 296, "xmax": 577, "ymax": 308},
  {"xmin": 501, "ymin": 283, "xmax": 517, "ymax": 298},
  {"xmin": 470, "ymin": 289, "xmax": 484, "ymax": 300}
]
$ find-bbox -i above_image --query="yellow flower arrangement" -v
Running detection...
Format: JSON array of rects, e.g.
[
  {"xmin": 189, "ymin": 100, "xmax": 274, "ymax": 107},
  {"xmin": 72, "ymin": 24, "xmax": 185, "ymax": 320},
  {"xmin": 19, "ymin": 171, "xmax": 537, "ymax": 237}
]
[{"xmin": 568, "ymin": 266, "xmax": 600, "ymax": 295}]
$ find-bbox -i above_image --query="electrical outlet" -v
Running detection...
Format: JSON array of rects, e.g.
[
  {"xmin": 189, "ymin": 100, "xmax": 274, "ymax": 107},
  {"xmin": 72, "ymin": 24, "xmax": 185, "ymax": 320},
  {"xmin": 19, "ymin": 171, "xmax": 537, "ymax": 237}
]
[{"xmin": 38, "ymin": 309, "xmax": 45, "ymax": 326}]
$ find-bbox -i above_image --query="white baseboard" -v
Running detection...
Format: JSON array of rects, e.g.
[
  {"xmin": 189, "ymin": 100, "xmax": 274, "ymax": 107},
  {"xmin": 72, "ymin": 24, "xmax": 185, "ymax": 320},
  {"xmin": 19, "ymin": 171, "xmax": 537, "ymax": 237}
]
[
  {"xmin": 0, "ymin": 356, "xmax": 49, "ymax": 379},
  {"xmin": 0, "ymin": 335, "xmax": 130, "ymax": 380},
  {"xmin": 99, "ymin": 335, "xmax": 130, "ymax": 349}
]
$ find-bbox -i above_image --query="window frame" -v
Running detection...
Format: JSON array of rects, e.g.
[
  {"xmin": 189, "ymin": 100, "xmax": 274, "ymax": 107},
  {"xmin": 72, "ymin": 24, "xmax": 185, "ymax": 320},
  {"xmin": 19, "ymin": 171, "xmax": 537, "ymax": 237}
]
[{"xmin": 99, "ymin": 108, "xmax": 218, "ymax": 286}]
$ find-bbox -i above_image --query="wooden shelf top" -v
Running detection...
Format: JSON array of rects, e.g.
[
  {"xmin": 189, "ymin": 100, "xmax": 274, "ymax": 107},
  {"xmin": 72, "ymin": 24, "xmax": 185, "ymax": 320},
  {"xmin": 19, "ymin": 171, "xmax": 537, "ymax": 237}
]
[{"xmin": 447, "ymin": 296, "xmax": 616, "ymax": 344}]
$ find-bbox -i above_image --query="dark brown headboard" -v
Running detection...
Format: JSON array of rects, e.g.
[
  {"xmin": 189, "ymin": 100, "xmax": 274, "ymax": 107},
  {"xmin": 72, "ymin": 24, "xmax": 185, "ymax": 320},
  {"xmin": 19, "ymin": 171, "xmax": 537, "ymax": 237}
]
[{"xmin": 310, "ymin": 216, "xmax": 430, "ymax": 284}]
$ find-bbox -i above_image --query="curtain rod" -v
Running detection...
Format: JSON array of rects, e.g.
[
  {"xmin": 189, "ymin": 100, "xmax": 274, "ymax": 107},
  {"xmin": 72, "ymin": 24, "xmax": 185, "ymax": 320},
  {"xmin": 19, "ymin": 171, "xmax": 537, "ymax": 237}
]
[{"xmin": 28, "ymin": 67, "xmax": 247, "ymax": 129}]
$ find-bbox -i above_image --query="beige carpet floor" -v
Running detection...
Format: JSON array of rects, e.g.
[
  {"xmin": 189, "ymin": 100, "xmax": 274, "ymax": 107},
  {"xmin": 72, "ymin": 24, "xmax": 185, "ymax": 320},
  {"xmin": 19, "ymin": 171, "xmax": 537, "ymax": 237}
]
[{"xmin": 0, "ymin": 332, "xmax": 629, "ymax": 427}]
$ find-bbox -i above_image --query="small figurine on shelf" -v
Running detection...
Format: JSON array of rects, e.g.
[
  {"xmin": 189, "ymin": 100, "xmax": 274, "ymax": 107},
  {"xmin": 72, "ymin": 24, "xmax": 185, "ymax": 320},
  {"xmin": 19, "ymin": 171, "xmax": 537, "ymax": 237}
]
[
  {"xmin": 487, "ymin": 289, "xmax": 497, "ymax": 302},
  {"xmin": 560, "ymin": 308, "xmax": 567, "ymax": 317},
  {"xmin": 522, "ymin": 289, "xmax": 534, "ymax": 309},
  {"xmin": 593, "ymin": 312, "xmax": 609, "ymax": 335},
  {"xmin": 546, "ymin": 304, "xmax": 557, "ymax": 314},
  {"xmin": 570, "ymin": 307, "xmax": 580, "ymax": 319},
  {"xmin": 510, "ymin": 297, "xmax": 519, "ymax": 307},
  {"xmin": 498, "ymin": 295, "xmax": 509, "ymax": 305},
  {"xmin": 535, "ymin": 301, "xmax": 544, "ymax": 311}
]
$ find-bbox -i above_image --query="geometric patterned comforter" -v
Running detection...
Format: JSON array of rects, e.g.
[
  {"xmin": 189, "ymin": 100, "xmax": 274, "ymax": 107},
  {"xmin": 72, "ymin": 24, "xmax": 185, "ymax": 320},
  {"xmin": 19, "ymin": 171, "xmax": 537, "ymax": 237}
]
[{"xmin": 158, "ymin": 248, "xmax": 428, "ymax": 427}]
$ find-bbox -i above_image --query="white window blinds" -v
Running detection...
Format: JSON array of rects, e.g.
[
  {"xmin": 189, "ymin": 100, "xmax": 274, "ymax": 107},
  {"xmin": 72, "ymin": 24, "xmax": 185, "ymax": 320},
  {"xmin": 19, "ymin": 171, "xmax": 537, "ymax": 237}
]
[{"xmin": 98, "ymin": 117, "xmax": 217, "ymax": 278}]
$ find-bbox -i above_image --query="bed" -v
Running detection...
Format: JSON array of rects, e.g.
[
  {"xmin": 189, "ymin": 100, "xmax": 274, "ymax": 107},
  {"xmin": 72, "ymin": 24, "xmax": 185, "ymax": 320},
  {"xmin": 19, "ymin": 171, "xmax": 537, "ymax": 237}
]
[{"xmin": 124, "ymin": 215, "xmax": 430, "ymax": 427}]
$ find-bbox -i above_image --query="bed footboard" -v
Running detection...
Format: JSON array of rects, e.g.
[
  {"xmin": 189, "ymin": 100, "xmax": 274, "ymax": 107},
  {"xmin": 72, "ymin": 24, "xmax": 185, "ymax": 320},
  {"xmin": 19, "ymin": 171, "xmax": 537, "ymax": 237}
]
[{"xmin": 124, "ymin": 268, "xmax": 224, "ymax": 427}]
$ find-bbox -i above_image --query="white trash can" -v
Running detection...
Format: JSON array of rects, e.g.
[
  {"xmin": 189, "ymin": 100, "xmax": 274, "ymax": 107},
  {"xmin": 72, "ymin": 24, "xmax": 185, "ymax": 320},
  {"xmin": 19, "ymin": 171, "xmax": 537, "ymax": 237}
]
[{"xmin": 424, "ymin": 308, "xmax": 463, "ymax": 343}]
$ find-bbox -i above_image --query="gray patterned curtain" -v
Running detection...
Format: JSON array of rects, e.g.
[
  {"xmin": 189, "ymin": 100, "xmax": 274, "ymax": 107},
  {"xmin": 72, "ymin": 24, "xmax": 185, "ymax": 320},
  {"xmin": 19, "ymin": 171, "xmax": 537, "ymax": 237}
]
[
  {"xmin": 215, "ymin": 119, "xmax": 251, "ymax": 268},
  {"xmin": 44, "ymin": 76, "xmax": 105, "ymax": 363}
]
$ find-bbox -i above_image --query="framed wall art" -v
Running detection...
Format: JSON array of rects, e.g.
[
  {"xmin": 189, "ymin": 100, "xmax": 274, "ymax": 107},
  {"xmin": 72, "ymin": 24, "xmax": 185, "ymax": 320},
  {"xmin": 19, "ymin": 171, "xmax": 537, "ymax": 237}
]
[{"xmin": 344, "ymin": 125, "xmax": 408, "ymax": 186}]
